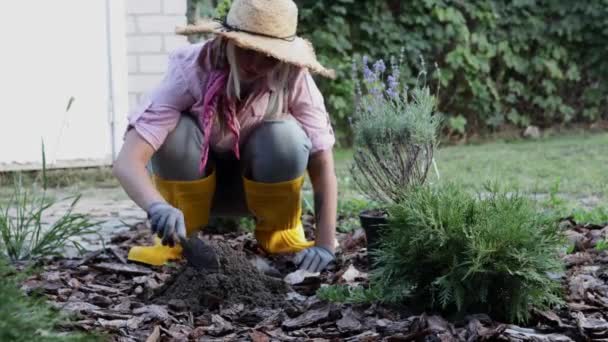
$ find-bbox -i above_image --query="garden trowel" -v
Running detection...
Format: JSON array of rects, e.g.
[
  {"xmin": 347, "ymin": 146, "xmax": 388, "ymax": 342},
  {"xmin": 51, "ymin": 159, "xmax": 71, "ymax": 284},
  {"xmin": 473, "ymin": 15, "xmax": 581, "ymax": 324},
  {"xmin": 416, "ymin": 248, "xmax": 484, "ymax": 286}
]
[{"xmin": 175, "ymin": 233, "xmax": 220, "ymax": 272}]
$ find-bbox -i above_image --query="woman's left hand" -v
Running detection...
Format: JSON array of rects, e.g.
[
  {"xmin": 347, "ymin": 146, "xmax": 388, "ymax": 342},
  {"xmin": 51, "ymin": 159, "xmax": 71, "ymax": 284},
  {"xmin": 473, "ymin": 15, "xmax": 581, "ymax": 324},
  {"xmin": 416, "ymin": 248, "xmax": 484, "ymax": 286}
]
[{"xmin": 294, "ymin": 246, "xmax": 335, "ymax": 272}]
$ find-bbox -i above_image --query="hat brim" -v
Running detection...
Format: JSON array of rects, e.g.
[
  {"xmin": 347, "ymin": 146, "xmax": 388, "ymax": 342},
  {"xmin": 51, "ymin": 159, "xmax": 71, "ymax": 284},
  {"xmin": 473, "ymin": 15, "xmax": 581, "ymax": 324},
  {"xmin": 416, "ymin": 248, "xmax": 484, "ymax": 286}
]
[{"xmin": 176, "ymin": 19, "xmax": 336, "ymax": 79}]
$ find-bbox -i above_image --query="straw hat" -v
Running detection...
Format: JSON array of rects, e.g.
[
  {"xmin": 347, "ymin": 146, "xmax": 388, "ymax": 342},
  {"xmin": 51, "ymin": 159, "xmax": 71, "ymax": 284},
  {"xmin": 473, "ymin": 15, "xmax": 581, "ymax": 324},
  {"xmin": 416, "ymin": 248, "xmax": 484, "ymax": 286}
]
[{"xmin": 175, "ymin": 0, "xmax": 336, "ymax": 79}]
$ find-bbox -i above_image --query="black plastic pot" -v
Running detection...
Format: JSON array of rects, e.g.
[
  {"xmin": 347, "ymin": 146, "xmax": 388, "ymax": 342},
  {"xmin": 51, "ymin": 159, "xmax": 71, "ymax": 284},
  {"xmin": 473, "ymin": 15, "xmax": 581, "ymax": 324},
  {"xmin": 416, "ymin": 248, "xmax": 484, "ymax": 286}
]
[{"xmin": 359, "ymin": 209, "xmax": 388, "ymax": 263}]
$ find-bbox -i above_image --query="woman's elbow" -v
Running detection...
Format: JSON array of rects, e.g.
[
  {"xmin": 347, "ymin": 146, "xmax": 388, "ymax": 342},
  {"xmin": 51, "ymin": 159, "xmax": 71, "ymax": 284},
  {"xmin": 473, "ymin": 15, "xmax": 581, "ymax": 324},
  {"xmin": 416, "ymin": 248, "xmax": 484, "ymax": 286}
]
[
  {"xmin": 112, "ymin": 157, "xmax": 126, "ymax": 181},
  {"xmin": 112, "ymin": 131, "xmax": 154, "ymax": 180},
  {"xmin": 112, "ymin": 149, "xmax": 134, "ymax": 181}
]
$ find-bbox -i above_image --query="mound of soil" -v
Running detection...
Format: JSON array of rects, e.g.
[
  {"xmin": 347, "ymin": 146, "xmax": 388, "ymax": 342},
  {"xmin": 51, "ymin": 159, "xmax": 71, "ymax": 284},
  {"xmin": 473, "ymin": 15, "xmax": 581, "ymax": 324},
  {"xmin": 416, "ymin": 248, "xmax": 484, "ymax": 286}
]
[{"xmin": 153, "ymin": 240, "xmax": 287, "ymax": 314}]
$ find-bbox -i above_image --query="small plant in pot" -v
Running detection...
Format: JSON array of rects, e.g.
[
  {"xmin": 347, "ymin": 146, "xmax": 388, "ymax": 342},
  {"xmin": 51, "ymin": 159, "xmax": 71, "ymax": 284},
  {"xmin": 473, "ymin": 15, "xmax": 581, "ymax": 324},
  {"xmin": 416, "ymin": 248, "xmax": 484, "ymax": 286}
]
[{"xmin": 349, "ymin": 55, "xmax": 441, "ymax": 257}]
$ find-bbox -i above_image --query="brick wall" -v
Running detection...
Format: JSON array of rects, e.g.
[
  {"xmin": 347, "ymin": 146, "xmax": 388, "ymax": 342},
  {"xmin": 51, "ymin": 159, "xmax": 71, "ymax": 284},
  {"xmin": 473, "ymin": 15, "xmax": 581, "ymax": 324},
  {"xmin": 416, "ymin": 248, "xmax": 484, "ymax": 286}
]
[{"xmin": 126, "ymin": 0, "xmax": 189, "ymax": 109}]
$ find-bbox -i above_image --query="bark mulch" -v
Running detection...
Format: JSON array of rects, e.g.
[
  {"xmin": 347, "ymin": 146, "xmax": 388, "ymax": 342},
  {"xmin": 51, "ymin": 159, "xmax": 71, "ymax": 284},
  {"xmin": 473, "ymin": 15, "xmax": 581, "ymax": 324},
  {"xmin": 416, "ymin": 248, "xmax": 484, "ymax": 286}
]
[{"xmin": 18, "ymin": 216, "xmax": 608, "ymax": 341}]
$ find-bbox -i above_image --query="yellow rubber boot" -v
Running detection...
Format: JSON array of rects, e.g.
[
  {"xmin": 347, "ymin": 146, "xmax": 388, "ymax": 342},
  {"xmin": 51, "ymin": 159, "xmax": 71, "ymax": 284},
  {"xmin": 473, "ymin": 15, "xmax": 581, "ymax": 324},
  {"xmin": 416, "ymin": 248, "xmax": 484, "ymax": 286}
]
[
  {"xmin": 244, "ymin": 175, "xmax": 314, "ymax": 254},
  {"xmin": 128, "ymin": 170, "xmax": 216, "ymax": 266}
]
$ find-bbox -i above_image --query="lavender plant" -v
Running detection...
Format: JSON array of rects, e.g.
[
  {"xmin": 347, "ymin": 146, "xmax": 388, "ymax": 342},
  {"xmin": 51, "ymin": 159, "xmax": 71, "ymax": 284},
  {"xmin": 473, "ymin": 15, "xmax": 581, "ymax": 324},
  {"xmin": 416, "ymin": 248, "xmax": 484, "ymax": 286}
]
[{"xmin": 350, "ymin": 55, "xmax": 441, "ymax": 204}]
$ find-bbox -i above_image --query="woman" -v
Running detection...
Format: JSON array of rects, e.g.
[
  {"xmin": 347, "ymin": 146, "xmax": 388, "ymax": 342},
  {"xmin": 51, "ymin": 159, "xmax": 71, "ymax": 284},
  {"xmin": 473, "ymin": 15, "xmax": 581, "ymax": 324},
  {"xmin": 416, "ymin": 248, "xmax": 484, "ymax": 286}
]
[{"xmin": 113, "ymin": 0, "xmax": 338, "ymax": 273}]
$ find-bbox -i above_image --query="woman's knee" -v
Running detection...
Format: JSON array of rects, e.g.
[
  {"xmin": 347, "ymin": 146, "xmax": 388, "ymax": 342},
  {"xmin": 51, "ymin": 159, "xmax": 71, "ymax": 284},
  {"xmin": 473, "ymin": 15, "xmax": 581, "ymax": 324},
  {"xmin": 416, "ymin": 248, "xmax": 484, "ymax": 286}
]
[
  {"xmin": 244, "ymin": 118, "xmax": 312, "ymax": 182},
  {"xmin": 151, "ymin": 114, "xmax": 205, "ymax": 180}
]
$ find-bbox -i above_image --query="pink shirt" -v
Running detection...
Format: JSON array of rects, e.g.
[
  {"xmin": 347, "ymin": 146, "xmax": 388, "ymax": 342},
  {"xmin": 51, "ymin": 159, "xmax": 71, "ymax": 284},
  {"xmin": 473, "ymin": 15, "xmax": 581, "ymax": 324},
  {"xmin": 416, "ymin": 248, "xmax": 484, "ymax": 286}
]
[{"xmin": 126, "ymin": 41, "xmax": 335, "ymax": 154}]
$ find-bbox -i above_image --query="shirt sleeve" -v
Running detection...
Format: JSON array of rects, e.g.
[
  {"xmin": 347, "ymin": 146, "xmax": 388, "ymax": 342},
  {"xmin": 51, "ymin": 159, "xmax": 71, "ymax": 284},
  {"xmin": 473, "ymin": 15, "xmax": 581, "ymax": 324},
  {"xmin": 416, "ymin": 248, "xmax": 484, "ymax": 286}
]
[
  {"xmin": 288, "ymin": 69, "xmax": 336, "ymax": 153},
  {"xmin": 125, "ymin": 50, "xmax": 196, "ymax": 150}
]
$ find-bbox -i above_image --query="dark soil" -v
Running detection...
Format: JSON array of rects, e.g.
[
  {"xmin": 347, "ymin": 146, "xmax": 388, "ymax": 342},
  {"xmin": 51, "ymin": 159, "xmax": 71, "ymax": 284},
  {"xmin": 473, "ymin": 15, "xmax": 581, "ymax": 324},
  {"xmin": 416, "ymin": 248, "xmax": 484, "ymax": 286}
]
[
  {"xmin": 153, "ymin": 240, "xmax": 287, "ymax": 314},
  {"xmin": 360, "ymin": 208, "xmax": 388, "ymax": 218}
]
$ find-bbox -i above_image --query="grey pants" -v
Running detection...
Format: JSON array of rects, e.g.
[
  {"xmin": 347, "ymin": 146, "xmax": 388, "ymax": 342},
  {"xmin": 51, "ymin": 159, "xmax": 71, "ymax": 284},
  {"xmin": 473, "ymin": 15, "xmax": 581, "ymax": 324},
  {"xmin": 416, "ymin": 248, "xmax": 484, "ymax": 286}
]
[{"xmin": 150, "ymin": 114, "xmax": 312, "ymax": 216}]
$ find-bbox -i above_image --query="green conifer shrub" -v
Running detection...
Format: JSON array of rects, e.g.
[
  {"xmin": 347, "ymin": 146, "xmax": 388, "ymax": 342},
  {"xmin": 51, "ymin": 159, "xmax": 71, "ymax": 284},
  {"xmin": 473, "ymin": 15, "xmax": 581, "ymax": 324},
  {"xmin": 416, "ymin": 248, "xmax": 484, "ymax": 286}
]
[{"xmin": 372, "ymin": 183, "xmax": 565, "ymax": 323}]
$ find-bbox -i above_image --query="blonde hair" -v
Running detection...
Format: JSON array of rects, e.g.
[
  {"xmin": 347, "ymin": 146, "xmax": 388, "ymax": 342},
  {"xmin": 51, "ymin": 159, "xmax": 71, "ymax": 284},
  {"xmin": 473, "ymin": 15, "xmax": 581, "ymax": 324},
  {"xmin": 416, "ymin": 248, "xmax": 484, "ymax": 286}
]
[{"xmin": 210, "ymin": 38, "xmax": 294, "ymax": 121}]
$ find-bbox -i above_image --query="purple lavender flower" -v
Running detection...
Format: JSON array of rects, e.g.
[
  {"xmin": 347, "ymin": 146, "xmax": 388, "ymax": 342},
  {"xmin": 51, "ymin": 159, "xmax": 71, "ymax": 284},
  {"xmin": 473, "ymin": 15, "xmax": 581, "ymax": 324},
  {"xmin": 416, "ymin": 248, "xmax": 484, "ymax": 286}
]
[
  {"xmin": 386, "ymin": 74, "xmax": 399, "ymax": 99},
  {"xmin": 373, "ymin": 59, "xmax": 386, "ymax": 74},
  {"xmin": 370, "ymin": 86, "xmax": 380, "ymax": 96},
  {"xmin": 362, "ymin": 55, "xmax": 369, "ymax": 66},
  {"xmin": 386, "ymin": 88, "xmax": 399, "ymax": 99},
  {"xmin": 370, "ymin": 85, "xmax": 383, "ymax": 100},
  {"xmin": 363, "ymin": 64, "xmax": 375, "ymax": 84},
  {"xmin": 387, "ymin": 75, "xmax": 398, "ymax": 89},
  {"xmin": 391, "ymin": 62, "xmax": 400, "ymax": 80}
]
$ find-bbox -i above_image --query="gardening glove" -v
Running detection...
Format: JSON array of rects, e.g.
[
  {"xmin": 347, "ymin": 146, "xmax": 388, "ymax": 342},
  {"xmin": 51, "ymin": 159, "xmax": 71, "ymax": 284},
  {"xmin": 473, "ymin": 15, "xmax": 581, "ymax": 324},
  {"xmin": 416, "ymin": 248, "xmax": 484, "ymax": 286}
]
[
  {"xmin": 294, "ymin": 246, "xmax": 335, "ymax": 272},
  {"xmin": 147, "ymin": 202, "xmax": 186, "ymax": 247}
]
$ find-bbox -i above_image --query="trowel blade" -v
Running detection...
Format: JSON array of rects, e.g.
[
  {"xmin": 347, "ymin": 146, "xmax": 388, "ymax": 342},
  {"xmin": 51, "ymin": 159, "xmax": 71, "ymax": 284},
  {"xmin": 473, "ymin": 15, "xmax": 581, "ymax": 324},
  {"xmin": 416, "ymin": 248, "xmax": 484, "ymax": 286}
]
[{"xmin": 180, "ymin": 236, "xmax": 220, "ymax": 272}]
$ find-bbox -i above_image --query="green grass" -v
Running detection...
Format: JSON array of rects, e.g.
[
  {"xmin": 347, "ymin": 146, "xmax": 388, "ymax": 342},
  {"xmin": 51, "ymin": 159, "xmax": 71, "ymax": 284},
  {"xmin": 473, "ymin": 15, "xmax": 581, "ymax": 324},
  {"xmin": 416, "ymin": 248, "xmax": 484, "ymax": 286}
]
[
  {"xmin": 570, "ymin": 206, "xmax": 608, "ymax": 224},
  {"xmin": 0, "ymin": 167, "xmax": 118, "ymax": 191},
  {"xmin": 0, "ymin": 188, "xmax": 101, "ymax": 262},
  {"xmin": 0, "ymin": 163, "xmax": 101, "ymax": 262},
  {"xmin": 317, "ymin": 284, "xmax": 382, "ymax": 304},
  {"xmin": 1, "ymin": 132, "xmax": 606, "ymax": 223},
  {"xmin": 335, "ymin": 132, "xmax": 608, "ymax": 214},
  {"xmin": 596, "ymin": 239, "xmax": 608, "ymax": 252},
  {"xmin": 432, "ymin": 133, "xmax": 608, "ymax": 201}
]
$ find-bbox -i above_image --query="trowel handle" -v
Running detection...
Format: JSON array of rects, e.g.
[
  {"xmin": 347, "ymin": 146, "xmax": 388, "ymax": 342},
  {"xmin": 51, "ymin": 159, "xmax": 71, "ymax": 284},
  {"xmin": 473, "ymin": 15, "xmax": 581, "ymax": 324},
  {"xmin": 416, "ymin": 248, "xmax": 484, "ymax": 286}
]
[{"xmin": 173, "ymin": 231, "xmax": 188, "ymax": 246}]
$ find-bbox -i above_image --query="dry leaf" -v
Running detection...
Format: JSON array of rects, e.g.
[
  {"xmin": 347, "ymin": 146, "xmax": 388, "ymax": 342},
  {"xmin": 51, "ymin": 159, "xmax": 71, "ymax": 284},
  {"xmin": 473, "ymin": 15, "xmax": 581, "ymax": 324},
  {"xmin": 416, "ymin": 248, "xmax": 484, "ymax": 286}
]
[
  {"xmin": 126, "ymin": 316, "xmax": 145, "ymax": 330},
  {"xmin": 145, "ymin": 277, "xmax": 161, "ymax": 290},
  {"xmin": 503, "ymin": 325, "xmax": 573, "ymax": 342},
  {"xmin": 189, "ymin": 326, "xmax": 207, "ymax": 339},
  {"xmin": 342, "ymin": 228, "xmax": 367, "ymax": 252},
  {"xmin": 205, "ymin": 314, "xmax": 234, "ymax": 336},
  {"xmin": 220, "ymin": 303, "xmax": 245, "ymax": 318},
  {"xmin": 534, "ymin": 309, "xmax": 569, "ymax": 328},
  {"xmin": 97, "ymin": 318, "xmax": 128, "ymax": 330},
  {"xmin": 266, "ymin": 328, "xmax": 299, "ymax": 341},
  {"xmin": 284, "ymin": 269, "xmax": 320, "ymax": 285},
  {"xmin": 575, "ymin": 312, "xmax": 608, "ymax": 339},
  {"xmin": 426, "ymin": 315, "xmax": 451, "ymax": 333},
  {"xmin": 168, "ymin": 323, "xmax": 193, "ymax": 340},
  {"xmin": 251, "ymin": 309, "xmax": 284, "ymax": 329},
  {"xmin": 340, "ymin": 265, "xmax": 367, "ymax": 284},
  {"xmin": 249, "ymin": 330, "xmax": 270, "ymax": 342},
  {"xmin": 61, "ymin": 301, "xmax": 102, "ymax": 314},
  {"xmin": 133, "ymin": 276, "xmax": 149, "ymax": 285},
  {"xmin": 146, "ymin": 325, "xmax": 161, "ymax": 342},
  {"xmin": 568, "ymin": 302, "xmax": 600, "ymax": 311},
  {"xmin": 41, "ymin": 282, "xmax": 63, "ymax": 294},
  {"xmin": 112, "ymin": 298, "xmax": 132, "ymax": 312},
  {"xmin": 464, "ymin": 319, "xmax": 506, "ymax": 341},
  {"xmin": 43, "ymin": 271, "xmax": 62, "ymax": 282},
  {"xmin": 90, "ymin": 310, "xmax": 131, "ymax": 320},
  {"xmin": 92, "ymin": 262, "xmax": 152, "ymax": 275},
  {"xmin": 286, "ymin": 291, "xmax": 307, "ymax": 302},
  {"xmin": 252, "ymin": 255, "xmax": 282, "ymax": 277},
  {"xmin": 89, "ymin": 294, "xmax": 112, "ymax": 308},
  {"xmin": 83, "ymin": 283, "xmax": 123, "ymax": 295},
  {"xmin": 344, "ymin": 331, "xmax": 380, "ymax": 341},
  {"xmin": 133, "ymin": 305, "xmax": 170, "ymax": 321},
  {"xmin": 282, "ymin": 305, "xmax": 330, "ymax": 330},
  {"xmin": 68, "ymin": 278, "xmax": 82, "ymax": 289},
  {"xmin": 20, "ymin": 279, "xmax": 43, "ymax": 294},
  {"xmin": 336, "ymin": 308, "xmax": 361, "ymax": 333}
]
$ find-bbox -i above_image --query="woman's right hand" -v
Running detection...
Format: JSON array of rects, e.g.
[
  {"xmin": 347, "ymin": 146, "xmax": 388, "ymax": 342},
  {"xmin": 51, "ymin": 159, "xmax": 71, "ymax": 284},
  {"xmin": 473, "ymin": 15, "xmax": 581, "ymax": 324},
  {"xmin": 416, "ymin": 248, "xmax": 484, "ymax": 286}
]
[{"xmin": 146, "ymin": 202, "xmax": 186, "ymax": 247}]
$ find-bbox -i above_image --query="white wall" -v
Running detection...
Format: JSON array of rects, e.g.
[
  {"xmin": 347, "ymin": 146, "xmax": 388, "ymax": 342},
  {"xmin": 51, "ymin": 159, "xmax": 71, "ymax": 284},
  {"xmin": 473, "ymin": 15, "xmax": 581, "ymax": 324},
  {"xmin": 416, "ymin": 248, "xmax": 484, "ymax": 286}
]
[
  {"xmin": 0, "ymin": 0, "xmax": 128, "ymax": 170},
  {"xmin": 0, "ymin": 0, "xmax": 188, "ymax": 170}
]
